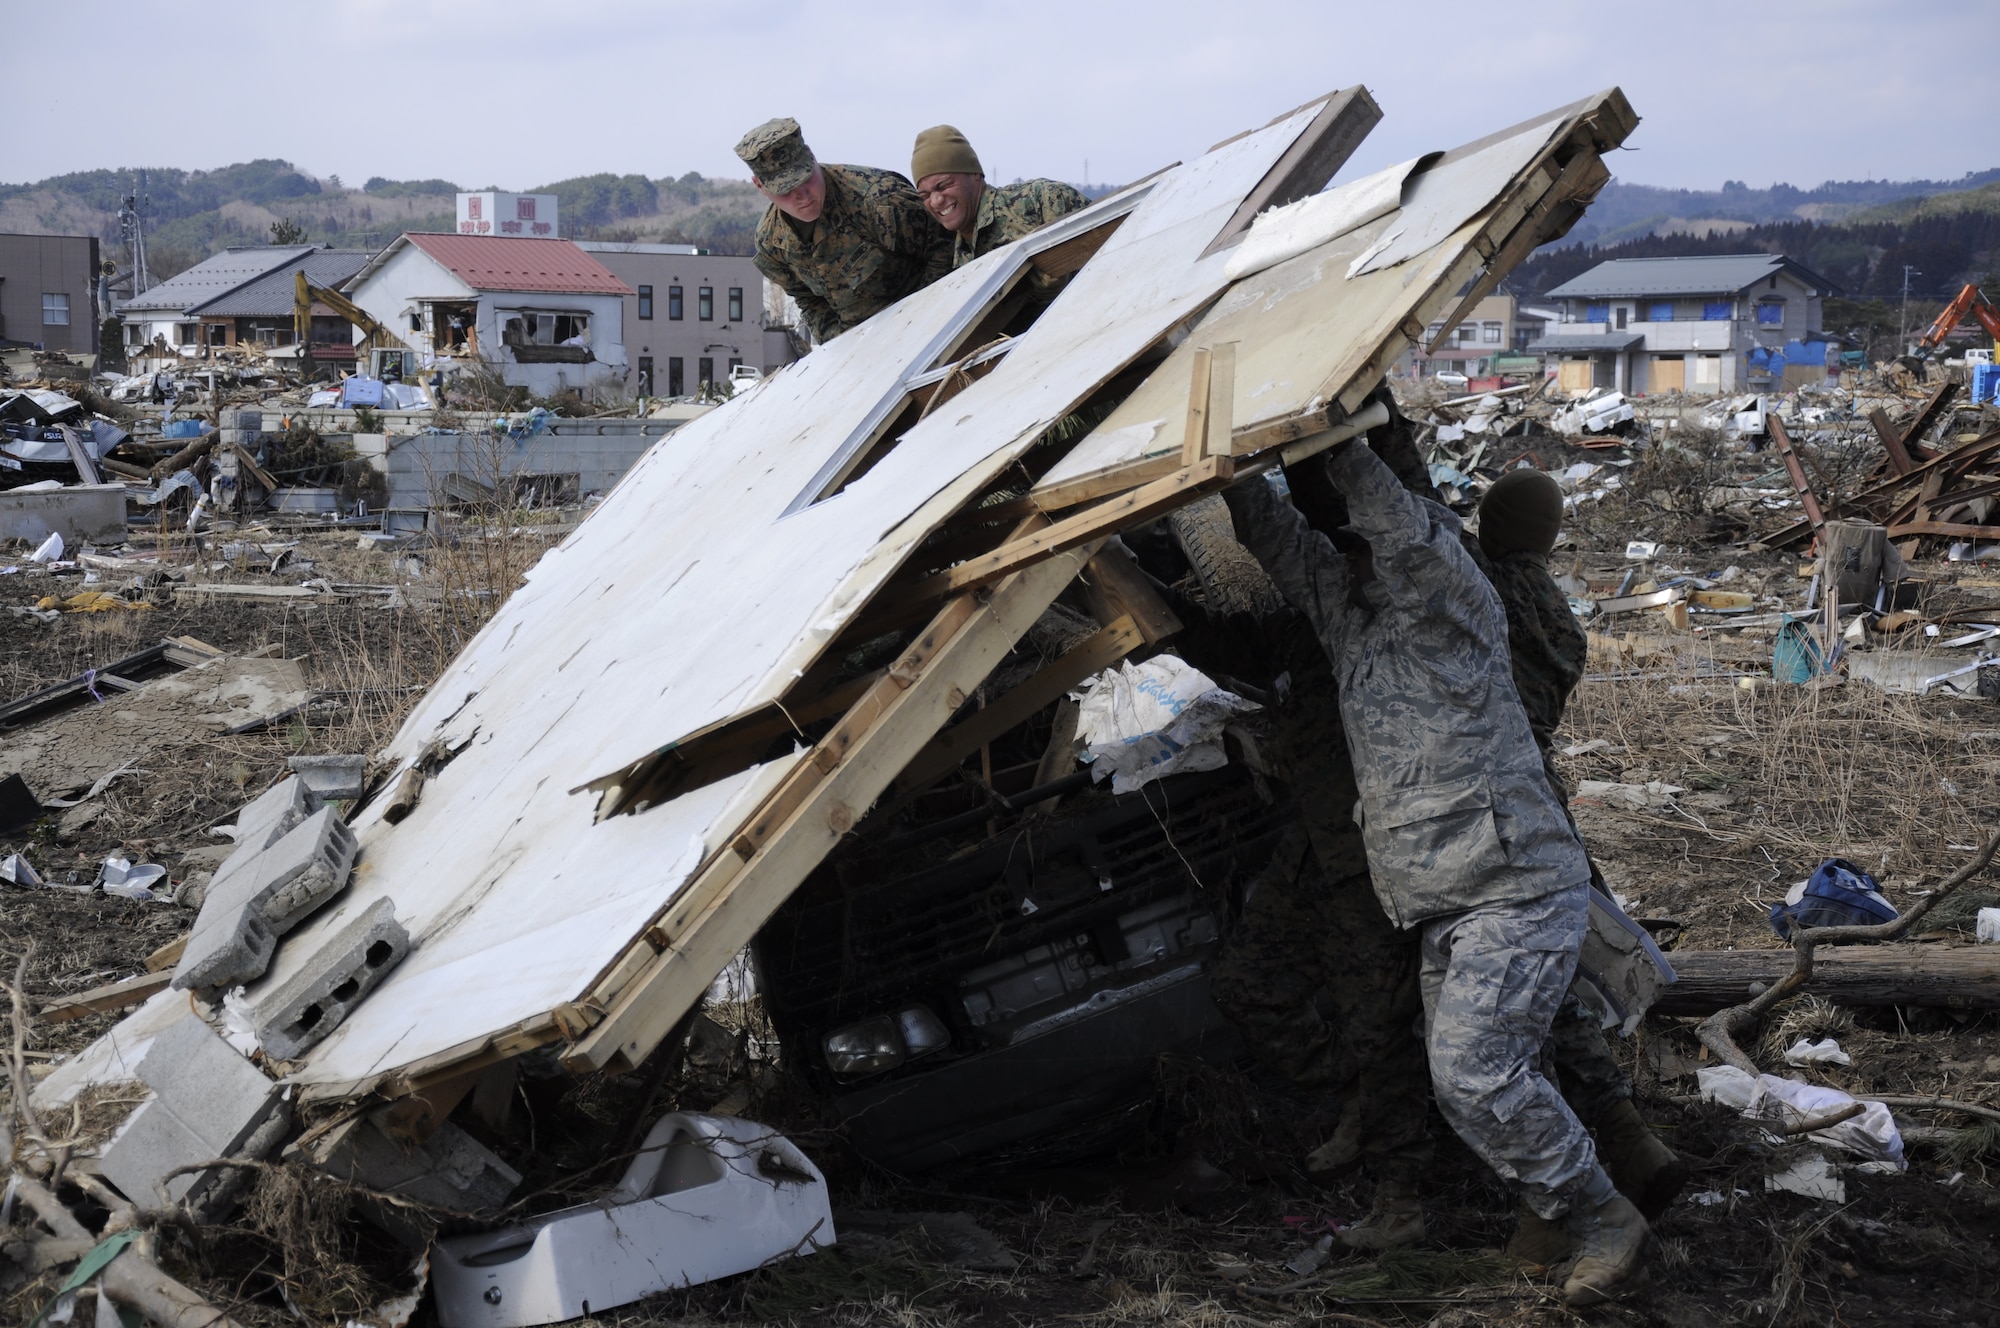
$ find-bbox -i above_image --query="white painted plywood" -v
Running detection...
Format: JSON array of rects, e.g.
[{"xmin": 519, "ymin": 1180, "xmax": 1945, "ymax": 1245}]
[{"xmin": 252, "ymin": 100, "xmax": 1337, "ymax": 1090}]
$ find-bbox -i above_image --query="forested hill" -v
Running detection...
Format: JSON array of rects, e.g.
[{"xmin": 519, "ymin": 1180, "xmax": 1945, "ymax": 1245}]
[{"xmin": 0, "ymin": 161, "xmax": 770, "ymax": 283}]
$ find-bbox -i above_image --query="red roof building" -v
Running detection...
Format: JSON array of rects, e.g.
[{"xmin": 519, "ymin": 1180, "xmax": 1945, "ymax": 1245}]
[{"xmin": 397, "ymin": 233, "xmax": 631, "ymax": 296}]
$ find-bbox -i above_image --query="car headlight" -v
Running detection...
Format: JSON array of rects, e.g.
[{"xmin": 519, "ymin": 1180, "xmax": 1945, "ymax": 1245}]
[
  {"xmin": 823, "ymin": 1016, "xmax": 903, "ymax": 1076},
  {"xmin": 896, "ymin": 1005, "xmax": 950, "ymax": 1058},
  {"xmin": 824, "ymin": 1005, "xmax": 951, "ymax": 1077}
]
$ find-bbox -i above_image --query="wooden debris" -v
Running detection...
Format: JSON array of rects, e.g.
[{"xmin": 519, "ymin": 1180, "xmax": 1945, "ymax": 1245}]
[{"xmin": 38, "ymin": 970, "xmax": 174, "ymax": 1024}]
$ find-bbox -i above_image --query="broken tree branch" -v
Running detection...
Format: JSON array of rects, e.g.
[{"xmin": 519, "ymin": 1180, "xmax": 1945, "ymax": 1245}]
[
  {"xmin": 1695, "ymin": 825, "xmax": 2000, "ymax": 1073},
  {"xmin": 1778, "ymin": 1102, "xmax": 1868, "ymax": 1135},
  {"xmin": 1868, "ymin": 1095, "xmax": 2000, "ymax": 1127}
]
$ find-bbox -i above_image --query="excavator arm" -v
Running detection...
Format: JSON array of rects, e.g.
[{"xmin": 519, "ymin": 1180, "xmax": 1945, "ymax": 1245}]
[
  {"xmin": 294, "ymin": 271, "xmax": 399, "ymax": 358},
  {"xmin": 1918, "ymin": 284, "xmax": 2000, "ymax": 350}
]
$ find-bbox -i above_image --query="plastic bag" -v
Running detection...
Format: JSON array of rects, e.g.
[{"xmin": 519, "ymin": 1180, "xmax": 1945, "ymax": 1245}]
[
  {"xmin": 1697, "ymin": 1065, "xmax": 1904, "ymax": 1167},
  {"xmin": 1072, "ymin": 657, "xmax": 1260, "ymax": 795}
]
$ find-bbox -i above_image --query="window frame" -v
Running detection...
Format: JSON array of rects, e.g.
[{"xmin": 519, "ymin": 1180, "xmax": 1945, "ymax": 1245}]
[
  {"xmin": 698, "ymin": 286, "xmax": 714, "ymax": 321},
  {"xmin": 638, "ymin": 285, "xmax": 654, "ymax": 320},
  {"xmin": 1756, "ymin": 299, "xmax": 1786, "ymax": 326},
  {"xmin": 668, "ymin": 286, "xmax": 684, "ymax": 320},
  {"xmin": 667, "ymin": 356, "xmax": 684, "ymax": 396},
  {"xmin": 727, "ymin": 287, "xmax": 744, "ymax": 322},
  {"xmin": 42, "ymin": 293, "xmax": 71, "ymax": 326},
  {"xmin": 697, "ymin": 355, "xmax": 714, "ymax": 388}
]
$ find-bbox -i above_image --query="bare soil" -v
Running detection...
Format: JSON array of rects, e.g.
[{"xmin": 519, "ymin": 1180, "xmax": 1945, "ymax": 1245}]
[{"xmin": 5, "ymin": 466, "xmax": 2000, "ymax": 1327}]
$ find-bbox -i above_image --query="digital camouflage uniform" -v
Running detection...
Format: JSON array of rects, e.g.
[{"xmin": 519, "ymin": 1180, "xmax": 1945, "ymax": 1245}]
[
  {"xmin": 1481, "ymin": 547, "xmax": 1633, "ymax": 1123},
  {"xmin": 750, "ymin": 164, "xmax": 953, "ymax": 344},
  {"xmin": 951, "ymin": 178, "xmax": 1090, "ymax": 303},
  {"xmin": 1224, "ymin": 442, "xmax": 1601, "ymax": 1219}
]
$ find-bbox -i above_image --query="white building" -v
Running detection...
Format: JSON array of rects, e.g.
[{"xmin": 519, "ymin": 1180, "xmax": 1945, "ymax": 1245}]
[
  {"xmin": 116, "ymin": 245, "xmax": 315, "ymax": 353},
  {"xmin": 341, "ymin": 233, "xmax": 633, "ymax": 397}
]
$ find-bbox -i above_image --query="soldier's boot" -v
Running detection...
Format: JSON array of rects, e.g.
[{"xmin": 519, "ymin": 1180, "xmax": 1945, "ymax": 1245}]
[
  {"xmin": 1337, "ymin": 1180, "xmax": 1425, "ymax": 1252},
  {"xmin": 1562, "ymin": 1168, "xmax": 1652, "ymax": 1308},
  {"xmin": 1504, "ymin": 1204, "xmax": 1573, "ymax": 1267},
  {"xmin": 1304, "ymin": 1108, "xmax": 1365, "ymax": 1182},
  {"xmin": 1595, "ymin": 1099, "xmax": 1689, "ymax": 1220}
]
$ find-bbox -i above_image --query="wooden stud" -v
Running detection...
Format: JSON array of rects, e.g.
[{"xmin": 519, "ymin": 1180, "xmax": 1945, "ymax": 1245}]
[
  {"xmin": 910, "ymin": 455, "xmax": 1235, "ymax": 603},
  {"xmin": 1081, "ymin": 543, "xmax": 1182, "ymax": 644},
  {"xmin": 1204, "ymin": 343, "xmax": 1237, "ymax": 460},
  {"xmin": 1179, "ymin": 346, "xmax": 1213, "ymax": 468}
]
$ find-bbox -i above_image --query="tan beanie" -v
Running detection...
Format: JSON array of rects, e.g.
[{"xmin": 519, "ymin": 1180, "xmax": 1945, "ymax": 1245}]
[
  {"xmin": 1477, "ymin": 468, "xmax": 1564, "ymax": 557},
  {"xmin": 911, "ymin": 125, "xmax": 983, "ymax": 182}
]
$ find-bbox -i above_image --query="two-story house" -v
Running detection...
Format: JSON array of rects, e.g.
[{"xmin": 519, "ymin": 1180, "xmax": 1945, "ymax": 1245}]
[
  {"xmin": 341, "ymin": 233, "xmax": 633, "ymax": 397},
  {"xmin": 1534, "ymin": 254, "xmax": 1839, "ymax": 395},
  {"xmin": 0, "ymin": 232, "xmax": 101, "ymax": 354}
]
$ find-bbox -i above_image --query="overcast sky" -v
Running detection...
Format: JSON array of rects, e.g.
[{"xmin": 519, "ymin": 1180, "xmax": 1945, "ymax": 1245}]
[{"xmin": 7, "ymin": 0, "xmax": 1994, "ymax": 194}]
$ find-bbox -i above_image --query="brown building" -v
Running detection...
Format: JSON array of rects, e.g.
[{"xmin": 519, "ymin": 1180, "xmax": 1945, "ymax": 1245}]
[{"xmin": 0, "ymin": 232, "xmax": 101, "ymax": 354}]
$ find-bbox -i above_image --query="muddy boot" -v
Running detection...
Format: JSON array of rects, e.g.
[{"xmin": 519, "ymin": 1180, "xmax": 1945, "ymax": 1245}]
[
  {"xmin": 1595, "ymin": 1098, "xmax": 1689, "ymax": 1220},
  {"xmin": 1338, "ymin": 1179, "xmax": 1425, "ymax": 1252},
  {"xmin": 1305, "ymin": 1108, "xmax": 1364, "ymax": 1182},
  {"xmin": 1563, "ymin": 1168, "xmax": 1651, "ymax": 1308},
  {"xmin": 1504, "ymin": 1203, "xmax": 1573, "ymax": 1267}
]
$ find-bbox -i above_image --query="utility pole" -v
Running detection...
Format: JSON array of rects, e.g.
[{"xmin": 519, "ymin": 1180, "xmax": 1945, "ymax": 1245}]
[
  {"xmin": 118, "ymin": 171, "xmax": 152, "ymax": 296},
  {"xmin": 1899, "ymin": 264, "xmax": 1921, "ymax": 355}
]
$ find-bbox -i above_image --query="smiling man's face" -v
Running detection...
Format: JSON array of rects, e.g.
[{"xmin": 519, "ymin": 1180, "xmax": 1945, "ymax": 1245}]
[{"xmin": 917, "ymin": 171, "xmax": 984, "ymax": 238}]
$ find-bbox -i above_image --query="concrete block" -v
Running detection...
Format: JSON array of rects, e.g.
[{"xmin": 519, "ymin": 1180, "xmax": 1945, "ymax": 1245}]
[
  {"xmin": 99, "ymin": 1012, "xmax": 287, "ymax": 1213},
  {"xmin": 0, "ymin": 483, "xmax": 126, "ymax": 546},
  {"xmin": 232, "ymin": 776, "xmax": 322, "ymax": 858},
  {"xmin": 286, "ymin": 754, "xmax": 367, "ymax": 802},
  {"xmin": 174, "ymin": 806, "xmax": 359, "ymax": 993},
  {"xmin": 251, "ymin": 898, "xmax": 408, "ymax": 1060}
]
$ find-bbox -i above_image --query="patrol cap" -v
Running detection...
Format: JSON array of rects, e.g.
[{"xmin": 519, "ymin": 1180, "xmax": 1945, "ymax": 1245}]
[
  {"xmin": 736, "ymin": 117, "xmax": 817, "ymax": 195},
  {"xmin": 1477, "ymin": 468, "xmax": 1564, "ymax": 557},
  {"xmin": 911, "ymin": 125, "xmax": 983, "ymax": 183}
]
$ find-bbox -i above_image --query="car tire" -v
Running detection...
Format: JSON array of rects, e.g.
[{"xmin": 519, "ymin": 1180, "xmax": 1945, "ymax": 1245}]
[{"xmin": 1166, "ymin": 495, "xmax": 1285, "ymax": 619}]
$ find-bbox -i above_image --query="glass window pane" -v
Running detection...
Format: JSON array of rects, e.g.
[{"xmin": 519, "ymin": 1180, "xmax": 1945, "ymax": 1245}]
[
  {"xmin": 638, "ymin": 285, "xmax": 653, "ymax": 319},
  {"xmin": 668, "ymin": 286, "xmax": 683, "ymax": 320},
  {"xmin": 698, "ymin": 287, "xmax": 713, "ymax": 321},
  {"xmin": 728, "ymin": 287, "xmax": 743, "ymax": 322}
]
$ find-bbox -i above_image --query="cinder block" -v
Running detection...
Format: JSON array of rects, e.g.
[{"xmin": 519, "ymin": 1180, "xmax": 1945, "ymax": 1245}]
[
  {"xmin": 251, "ymin": 898, "xmax": 409, "ymax": 1060},
  {"xmin": 99, "ymin": 1012, "xmax": 287, "ymax": 1212},
  {"xmin": 174, "ymin": 807, "xmax": 359, "ymax": 993},
  {"xmin": 286, "ymin": 754, "xmax": 367, "ymax": 802},
  {"xmin": 231, "ymin": 777, "xmax": 322, "ymax": 860}
]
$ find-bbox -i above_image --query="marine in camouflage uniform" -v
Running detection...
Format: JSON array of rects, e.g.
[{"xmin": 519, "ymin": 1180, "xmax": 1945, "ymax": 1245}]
[
  {"xmin": 1222, "ymin": 438, "xmax": 1609, "ymax": 1224},
  {"xmin": 737, "ymin": 117, "xmax": 952, "ymax": 345},
  {"xmin": 910, "ymin": 125, "xmax": 1088, "ymax": 303}
]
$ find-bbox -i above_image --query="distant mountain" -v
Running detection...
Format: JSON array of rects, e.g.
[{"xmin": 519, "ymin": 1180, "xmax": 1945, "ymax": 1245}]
[
  {"xmin": 0, "ymin": 160, "xmax": 772, "ymax": 285},
  {"xmin": 1552, "ymin": 170, "xmax": 2000, "ymax": 248}
]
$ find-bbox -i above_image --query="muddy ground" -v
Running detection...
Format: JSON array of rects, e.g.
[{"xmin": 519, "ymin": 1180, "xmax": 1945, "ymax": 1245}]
[{"xmin": 4, "ymin": 426, "xmax": 2000, "ymax": 1328}]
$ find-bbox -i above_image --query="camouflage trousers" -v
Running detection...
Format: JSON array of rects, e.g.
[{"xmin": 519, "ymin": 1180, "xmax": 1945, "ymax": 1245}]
[
  {"xmin": 1210, "ymin": 826, "xmax": 1432, "ymax": 1184},
  {"xmin": 1419, "ymin": 885, "xmax": 1599, "ymax": 1219}
]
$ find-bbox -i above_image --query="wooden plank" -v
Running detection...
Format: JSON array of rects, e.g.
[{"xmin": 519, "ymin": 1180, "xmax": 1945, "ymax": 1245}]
[
  {"xmin": 1032, "ymin": 452, "xmax": 1183, "ymax": 513},
  {"xmin": 910, "ymin": 456, "xmax": 1234, "ymax": 603},
  {"xmin": 40, "ymin": 970, "xmax": 173, "ymax": 1024},
  {"xmin": 564, "ymin": 547, "xmax": 1098, "ymax": 1073},
  {"xmin": 1029, "ymin": 214, "xmax": 1130, "ymax": 280},
  {"xmin": 1884, "ymin": 520, "xmax": 2000, "ymax": 540},
  {"xmin": 1200, "ymin": 86, "xmax": 1384, "ymax": 258},
  {"xmin": 231, "ymin": 442, "xmax": 280, "ymax": 493},
  {"xmin": 1764, "ymin": 429, "xmax": 2000, "ymax": 547},
  {"xmin": 1901, "ymin": 381, "xmax": 1959, "ymax": 458},
  {"xmin": 1204, "ymin": 343, "xmax": 1237, "ymax": 460},
  {"xmin": 895, "ymin": 614, "xmax": 1144, "ymax": 792},
  {"xmin": 144, "ymin": 935, "xmax": 188, "ymax": 972},
  {"xmin": 1430, "ymin": 152, "xmax": 1608, "ymax": 349},
  {"xmin": 1081, "ymin": 543, "xmax": 1182, "ymax": 644},
  {"xmin": 1179, "ymin": 346, "xmax": 1213, "ymax": 468},
  {"xmin": 1768, "ymin": 416, "xmax": 1826, "ymax": 531},
  {"xmin": 1868, "ymin": 408, "xmax": 1916, "ymax": 476}
]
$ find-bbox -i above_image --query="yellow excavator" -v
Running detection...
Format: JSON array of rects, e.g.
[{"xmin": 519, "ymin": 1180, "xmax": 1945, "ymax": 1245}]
[{"xmin": 292, "ymin": 271, "xmax": 399, "ymax": 370}]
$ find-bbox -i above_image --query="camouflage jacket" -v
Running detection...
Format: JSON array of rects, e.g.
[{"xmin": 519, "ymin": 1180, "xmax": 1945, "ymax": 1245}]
[
  {"xmin": 1483, "ymin": 550, "xmax": 1587, "ymax": 754},
  {"xmin": 1224, "ymin": 443, "xmax": 1589, "ymax": 927},
  {"xmin": 953, "ymin": 178, "xmax": 1090, "ymax": 268},
  {"xmin": 753, "ymin": 164, "xmax": 953, "ymax": 344}
]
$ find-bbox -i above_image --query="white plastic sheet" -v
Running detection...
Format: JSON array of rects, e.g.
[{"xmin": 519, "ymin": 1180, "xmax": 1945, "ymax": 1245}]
[
  {"xmin": 1072, "ymin": 657, "xmax": 1260, "ymax": 794},
  {"xmin": 1697, "ymin": 1065, "xmax": 1905, "ymax": 1167}
]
